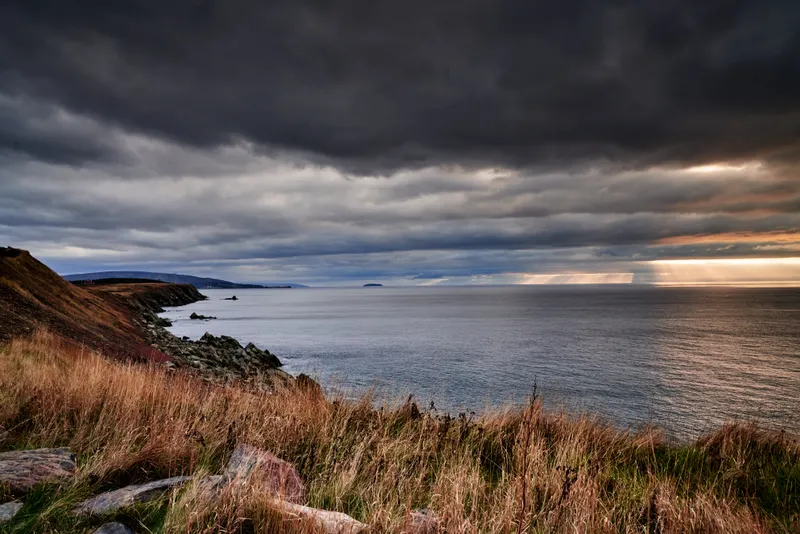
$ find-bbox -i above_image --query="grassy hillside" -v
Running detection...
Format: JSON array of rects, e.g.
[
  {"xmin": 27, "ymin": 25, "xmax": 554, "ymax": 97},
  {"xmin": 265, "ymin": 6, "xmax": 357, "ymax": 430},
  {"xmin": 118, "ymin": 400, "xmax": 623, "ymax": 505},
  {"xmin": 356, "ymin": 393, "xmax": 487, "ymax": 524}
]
[
  {"xmin": 0, "ymin": 248, "xmax": 140, "ymax": 348},
  {"xmin": 0, "ymin": 247, "xmax": 203, "ymax": 363},
  {"xmin": 1, "ymin": 331, "xmax": 798, "ymax": 533}
]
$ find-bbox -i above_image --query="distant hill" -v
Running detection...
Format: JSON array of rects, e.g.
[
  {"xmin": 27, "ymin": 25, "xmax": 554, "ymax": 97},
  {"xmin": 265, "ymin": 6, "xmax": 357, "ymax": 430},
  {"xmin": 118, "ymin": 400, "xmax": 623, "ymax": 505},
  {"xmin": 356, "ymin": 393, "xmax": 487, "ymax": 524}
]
[{"xmin": 63, "ymin": 271, "xmax": 308, "ymax": 289}]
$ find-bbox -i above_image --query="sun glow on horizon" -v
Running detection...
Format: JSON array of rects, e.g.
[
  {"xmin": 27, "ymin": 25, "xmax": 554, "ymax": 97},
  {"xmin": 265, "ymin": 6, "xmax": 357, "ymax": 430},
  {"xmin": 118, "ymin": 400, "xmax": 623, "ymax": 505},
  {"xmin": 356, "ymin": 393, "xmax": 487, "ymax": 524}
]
[
  {"xmin": 518, "ymin": 272, "xmax": 634, "ymax": 285},
  {"xmin": 648, "ymin": 257, "xmax": 800, "ymax": 287},
  {"xmin": 683, "ymin": 161, "xmax": 763, "ymax": 174}
]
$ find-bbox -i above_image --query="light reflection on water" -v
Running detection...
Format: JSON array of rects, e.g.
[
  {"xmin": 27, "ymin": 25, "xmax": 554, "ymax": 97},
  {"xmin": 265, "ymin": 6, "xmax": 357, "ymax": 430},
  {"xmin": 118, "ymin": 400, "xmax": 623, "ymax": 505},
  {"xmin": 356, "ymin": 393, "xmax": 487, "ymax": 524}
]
[{"xmin": 161, "ymin": 286, "xmax": 800, "ymax": 440}]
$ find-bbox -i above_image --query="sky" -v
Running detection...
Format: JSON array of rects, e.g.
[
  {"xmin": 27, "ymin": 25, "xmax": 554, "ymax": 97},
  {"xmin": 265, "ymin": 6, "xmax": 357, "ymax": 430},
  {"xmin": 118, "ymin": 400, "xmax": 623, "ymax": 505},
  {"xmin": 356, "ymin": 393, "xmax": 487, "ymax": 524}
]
[{"xmin": 1, "ymin": 1, "xmax": 799, "ymax": 286}]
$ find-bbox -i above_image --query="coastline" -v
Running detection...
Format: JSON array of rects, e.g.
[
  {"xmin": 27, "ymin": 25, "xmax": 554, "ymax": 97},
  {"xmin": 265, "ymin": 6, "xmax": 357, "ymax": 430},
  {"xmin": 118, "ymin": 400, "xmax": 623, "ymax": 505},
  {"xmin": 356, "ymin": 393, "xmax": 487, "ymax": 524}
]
[
  {"xmin": 152, "ymin": 286, "xmax": 800, "ymax": 443},
  {"xmin": 127, "ymin": 286, "xmax": 295, "ymax": 391},
  {"xmin": 2, "ymin": 248, "xmax": 799, "ymax": 532},
  {"xmin": 0, "ymin": 246, "xmax": 295, "ymax": 390}
]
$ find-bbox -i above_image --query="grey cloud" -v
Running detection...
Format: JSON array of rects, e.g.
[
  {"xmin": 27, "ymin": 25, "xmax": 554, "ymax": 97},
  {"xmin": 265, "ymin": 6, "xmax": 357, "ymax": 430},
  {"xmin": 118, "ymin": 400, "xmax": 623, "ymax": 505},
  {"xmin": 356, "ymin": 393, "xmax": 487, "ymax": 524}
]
[
  {"xmin": 0, "ymin": 94, "xmax": 133, "ymax": 165},
  {"xmin": 2, "ymin": 139, "xmax": 798, "ymax": 278},
  {"xmin": 1, "ymin": 1, "xmax": 799, "ymax": 172},
  {"xmin": 3, "ymin": 148, "xmax": 798, "ymax": 251},
  {"xmin": 2, "ymin": 1, "xmax": 799, "ymax": 282}
]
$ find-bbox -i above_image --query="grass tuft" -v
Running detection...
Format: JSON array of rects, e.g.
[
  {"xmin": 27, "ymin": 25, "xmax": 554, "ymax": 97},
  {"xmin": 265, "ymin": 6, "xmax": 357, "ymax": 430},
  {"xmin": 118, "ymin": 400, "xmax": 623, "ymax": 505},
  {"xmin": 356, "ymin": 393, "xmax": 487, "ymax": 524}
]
[{"xmin": 1, "ymin": 330, "xmax": 798, "ymax": 533}]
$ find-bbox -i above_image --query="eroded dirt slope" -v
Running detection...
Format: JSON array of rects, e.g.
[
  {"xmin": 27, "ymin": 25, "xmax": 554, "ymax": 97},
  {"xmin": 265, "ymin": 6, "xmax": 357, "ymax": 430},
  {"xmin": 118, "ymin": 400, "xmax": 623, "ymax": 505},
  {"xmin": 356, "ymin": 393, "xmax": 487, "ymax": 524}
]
[{"xmin": 0, "ymin": 247, "xmax": 203, "ymax": 361}]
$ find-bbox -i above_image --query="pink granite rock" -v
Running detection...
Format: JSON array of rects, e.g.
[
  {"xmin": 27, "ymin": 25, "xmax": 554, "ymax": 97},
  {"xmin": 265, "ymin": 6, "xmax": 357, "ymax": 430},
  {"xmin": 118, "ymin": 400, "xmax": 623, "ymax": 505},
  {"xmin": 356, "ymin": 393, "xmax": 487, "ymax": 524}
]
[
  {"xmin": 0, "ymin": 448, "xmax": 76, "ymax": 493},
  {"xmin": 92, "ymin": 522, "xmax": 135, "ymax": 534},
  {"xmin": 226, "ymin": 444, "xmax": 305, "ymax": 503}
]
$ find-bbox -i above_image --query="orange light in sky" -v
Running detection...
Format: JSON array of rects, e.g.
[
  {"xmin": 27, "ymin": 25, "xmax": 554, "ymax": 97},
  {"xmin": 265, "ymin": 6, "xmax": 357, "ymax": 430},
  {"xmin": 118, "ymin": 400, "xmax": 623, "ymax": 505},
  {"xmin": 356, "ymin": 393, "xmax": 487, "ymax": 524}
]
[
  {"xmin": 657, "ymin": 231, "xmax": 800, "ymax": 246},
  {"xmin": 683, "ymin": 162, "xmax": 763, "ymax": 173},
  {"xmin": 518, "ymin": 273, "xmax": 634, "ymax": 285},
  {"xmin": 648, "ymin": 257, "xmax": 800, "ymax": 287}
]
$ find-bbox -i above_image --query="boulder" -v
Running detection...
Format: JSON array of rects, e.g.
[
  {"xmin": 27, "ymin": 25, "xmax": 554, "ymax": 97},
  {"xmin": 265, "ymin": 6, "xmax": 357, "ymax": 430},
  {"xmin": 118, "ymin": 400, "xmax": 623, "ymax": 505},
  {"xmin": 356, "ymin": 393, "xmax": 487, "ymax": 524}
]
[
  {"xmin": 75, "ymin": 476, "xmax": 192, "ymax": 516},
  {"xmin": 184, "ymin": 446, "xmax": 361, "ymax": 533},
  {"xmin": 0, "ymin": 501, "xmax": 23, "ymax": 523},
  {"xmin": 93, "ymin": 522, "xmax": 136, "ymax": 534},
  {"xmin": 271, "ymin": 500, "xmax": 367, "ymax": 534},
  {"xmin": 244, "ymin": 342, "xmax": 282, "ymax": 368},
  {"xmin": 227, "ymin": 444, "xmax": 305, "ymax": 504},
  {"xmin": 0, "ymin": 448, "xmax": 77, "ymax": 493}
]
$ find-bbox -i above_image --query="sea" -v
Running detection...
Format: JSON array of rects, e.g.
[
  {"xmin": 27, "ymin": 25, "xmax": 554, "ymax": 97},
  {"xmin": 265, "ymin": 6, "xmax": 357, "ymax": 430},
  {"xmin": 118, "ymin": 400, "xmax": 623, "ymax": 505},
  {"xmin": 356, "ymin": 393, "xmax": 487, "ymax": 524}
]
[{"xmin": 160, "ymin": 286, "xmax": 800, "ymax": 440}]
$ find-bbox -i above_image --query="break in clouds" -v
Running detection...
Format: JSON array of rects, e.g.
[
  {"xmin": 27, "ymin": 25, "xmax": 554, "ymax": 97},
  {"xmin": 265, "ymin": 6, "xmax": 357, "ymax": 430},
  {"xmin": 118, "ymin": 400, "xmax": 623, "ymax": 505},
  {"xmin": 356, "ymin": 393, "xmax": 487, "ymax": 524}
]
[{"xmin": 1, "ymin": 0, "xmax": 799, "ymax": 284}]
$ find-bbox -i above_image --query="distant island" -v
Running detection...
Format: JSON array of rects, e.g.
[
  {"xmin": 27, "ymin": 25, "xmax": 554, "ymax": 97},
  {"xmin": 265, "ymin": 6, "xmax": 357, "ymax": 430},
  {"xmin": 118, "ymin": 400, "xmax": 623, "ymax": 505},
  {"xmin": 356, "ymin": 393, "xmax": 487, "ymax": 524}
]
[
  {"xmin": 64, "ymin": 271, "xmax": 308, "ymax": 289},
  {"xmin": 363, "ymin": 283, "xmax": 383, "ymax": 287}
]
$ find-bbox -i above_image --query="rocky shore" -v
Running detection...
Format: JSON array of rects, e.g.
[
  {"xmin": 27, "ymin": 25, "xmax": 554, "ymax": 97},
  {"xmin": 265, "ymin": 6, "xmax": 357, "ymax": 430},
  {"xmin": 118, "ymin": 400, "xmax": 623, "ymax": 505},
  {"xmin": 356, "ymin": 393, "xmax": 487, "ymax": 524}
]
[
  {"xmin": 127, "ymin": 288, "xmax": 295, "ymax": 390},
  {"xmin": 1, "ymin": 245, "xmax": 299, "ymax": 392},
  {"xmin": 147, "ymin": 325, "xmax": 292, "ymax": 390}
]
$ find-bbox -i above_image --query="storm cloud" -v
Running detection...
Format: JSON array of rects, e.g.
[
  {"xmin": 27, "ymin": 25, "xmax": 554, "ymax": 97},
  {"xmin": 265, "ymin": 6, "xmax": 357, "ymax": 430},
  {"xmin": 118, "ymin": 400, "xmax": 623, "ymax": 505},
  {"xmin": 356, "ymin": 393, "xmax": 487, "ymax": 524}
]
[
  {"xmin": 1, "ymin": 1, "xmax": 799, "ymax": 283},
  {"xmin": 3, "ymin": 0, "xmax": 800, "ymax": 170}
]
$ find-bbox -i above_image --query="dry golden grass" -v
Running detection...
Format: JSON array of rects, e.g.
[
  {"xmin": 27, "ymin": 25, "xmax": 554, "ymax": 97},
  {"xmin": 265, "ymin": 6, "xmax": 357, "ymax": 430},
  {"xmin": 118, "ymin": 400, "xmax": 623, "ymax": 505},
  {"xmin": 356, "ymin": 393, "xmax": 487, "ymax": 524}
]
[{"xmin": 1, "ymin": 330, "xmax": 798, "ymax": 533}]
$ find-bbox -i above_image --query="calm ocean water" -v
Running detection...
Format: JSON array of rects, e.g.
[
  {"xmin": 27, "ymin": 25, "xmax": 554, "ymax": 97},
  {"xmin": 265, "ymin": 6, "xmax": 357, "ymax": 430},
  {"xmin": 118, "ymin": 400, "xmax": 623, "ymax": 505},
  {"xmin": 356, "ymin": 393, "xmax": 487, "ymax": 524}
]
[{"xmin": 161, "ymin": 286, "xmax": 800, "ymax": 439}]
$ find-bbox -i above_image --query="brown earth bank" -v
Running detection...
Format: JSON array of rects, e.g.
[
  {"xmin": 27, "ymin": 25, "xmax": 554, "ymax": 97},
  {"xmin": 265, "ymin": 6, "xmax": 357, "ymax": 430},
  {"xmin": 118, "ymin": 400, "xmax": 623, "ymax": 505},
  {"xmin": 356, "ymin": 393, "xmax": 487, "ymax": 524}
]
[
  {"xmin": 0, "ymin": 247, "xmax": 174, "ymax": 361},
  {"xmin": 0, "ymin": 247, "xmax": 290, "ymax": 387}
]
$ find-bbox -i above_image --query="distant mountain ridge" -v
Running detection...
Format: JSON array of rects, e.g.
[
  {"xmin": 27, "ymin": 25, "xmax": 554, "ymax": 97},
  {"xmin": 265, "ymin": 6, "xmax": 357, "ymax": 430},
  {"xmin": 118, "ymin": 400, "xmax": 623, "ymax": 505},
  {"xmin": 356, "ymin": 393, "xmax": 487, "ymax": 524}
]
[{"xmin": 63, "ymin": 271, "xmax": 308, "ymax": 289}]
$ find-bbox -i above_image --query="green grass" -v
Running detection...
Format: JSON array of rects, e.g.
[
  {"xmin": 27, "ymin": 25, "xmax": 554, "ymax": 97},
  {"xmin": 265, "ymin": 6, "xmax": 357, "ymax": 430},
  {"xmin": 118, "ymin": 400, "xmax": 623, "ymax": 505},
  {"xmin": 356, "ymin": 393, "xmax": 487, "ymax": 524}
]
[{"xmin": 1, "ymin": 331, "xmax": 798, "ymax": 533}]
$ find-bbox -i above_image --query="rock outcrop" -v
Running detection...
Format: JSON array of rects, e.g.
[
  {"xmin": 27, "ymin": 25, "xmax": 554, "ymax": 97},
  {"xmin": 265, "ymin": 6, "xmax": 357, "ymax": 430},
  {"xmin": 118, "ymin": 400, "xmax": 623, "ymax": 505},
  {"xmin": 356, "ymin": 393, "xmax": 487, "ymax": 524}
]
[
  {"xmin": 148, "ymin": 327, "xmax": 290, "ymax": 390},
  {"xmin": 75, "ymin": 476, "xmax": 193, "ymax": 516},
  {"xmin": 91, "ymin": 282, "xmax": 207, "ymax": 315},
  {"xmin": 0, "ymin": 501, "xmax": 23, "ymax": 523},
  {"xmin": 222, "ymin": 444, "xmax": 367, "ymax": 533},
  {"xmin": 227, "ymin": 444, "xmax": 306, "ymax": 504},
  {"xmin": 0, "ymin": 448, "xmax": 77, "ymax": 494},
  {"xmin": 296, "ymin": 373, "xmax": 325, "ymax": 398},
  {"xmin": 1, "ymin": 442, "xmax": 368, "ymax": 533}
]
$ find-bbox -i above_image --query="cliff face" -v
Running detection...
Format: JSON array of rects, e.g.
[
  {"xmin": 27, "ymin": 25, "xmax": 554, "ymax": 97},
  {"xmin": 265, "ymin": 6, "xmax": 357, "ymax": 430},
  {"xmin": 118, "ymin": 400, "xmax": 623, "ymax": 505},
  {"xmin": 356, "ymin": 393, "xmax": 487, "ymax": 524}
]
[
  {"xmin": 0, "ymin": 247, "xmax": 204, "ymax": 361},
  {"xmin": 1, "ymin": 247, "xmax": 289, "ymax": 388},
  {"xmin": 91, "ymin": 280, "xmax": 291, "ymax": 387},
  {"xmin": 0, "ymin": 247, "xmax": 290, "ymax": 388},
  {"xmin": 1, "ymin": 247, "xmax": 134, "ymax": 345},
  {"xmin": 85, "ymin": 282, "xmax": 207, "ymax": 314}
]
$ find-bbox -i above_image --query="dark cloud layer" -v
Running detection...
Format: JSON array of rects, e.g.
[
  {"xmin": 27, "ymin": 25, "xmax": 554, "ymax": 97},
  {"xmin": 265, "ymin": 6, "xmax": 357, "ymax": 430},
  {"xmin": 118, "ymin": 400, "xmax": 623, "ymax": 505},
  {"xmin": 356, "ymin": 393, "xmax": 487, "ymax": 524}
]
[
  {"xmin": 1, "ymin": 1, "xmax": 799, "ymax": 284},
  {"xmin": 2, "ymin": 0, "xmax": 799, "ymax": 172}
]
